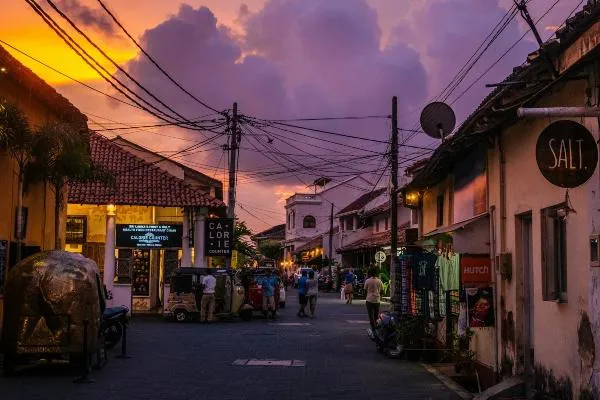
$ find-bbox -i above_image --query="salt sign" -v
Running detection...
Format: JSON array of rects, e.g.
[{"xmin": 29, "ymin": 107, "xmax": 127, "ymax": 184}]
[
  {"xmin": 535, "ymin": 120, "xmax": 598, "ymax": 189},
  {"xmin": 205, "ymin": 218, "xmax": 234, "ymax": 256}
]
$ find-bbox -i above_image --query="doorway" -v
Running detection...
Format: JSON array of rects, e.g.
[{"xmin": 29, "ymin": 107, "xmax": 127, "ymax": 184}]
[{"xmin": 517, "ymin": 213, "xmax": 534, "ymax": 380}]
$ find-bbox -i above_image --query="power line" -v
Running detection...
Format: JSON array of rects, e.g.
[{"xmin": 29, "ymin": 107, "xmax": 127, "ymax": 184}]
[
  {"xmin": 450, "ymin": 0, "xmax": 563, "ymax": 106},
  {"xmin": 96, "ymin": 0, "xmax": 222, "ymax": 115},
  {"xmin": 44, "ymin": 0, "xmax": 209, "ymax": 131},
  {"xmin": 268, "ymin": 115, "xmax": 391, "ymax": 122},
  {"xmin": 0, "ymin": 39, "xmax": 140, "ymax": 110}
]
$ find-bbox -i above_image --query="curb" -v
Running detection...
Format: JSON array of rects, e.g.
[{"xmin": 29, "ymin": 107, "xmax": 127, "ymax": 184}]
[{"xmin": 421, "ymin": 363, "xmax": 474, "ymax": 400}]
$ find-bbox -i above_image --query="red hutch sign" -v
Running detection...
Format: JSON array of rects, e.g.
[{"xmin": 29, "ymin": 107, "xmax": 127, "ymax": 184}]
[{"xmin": 461, "ymin": 255, "xmax": 491, "ymax": 284}]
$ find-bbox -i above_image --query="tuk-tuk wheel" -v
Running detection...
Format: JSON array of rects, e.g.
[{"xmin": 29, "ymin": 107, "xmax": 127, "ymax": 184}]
[
  {"xmin": 2, "ymin": 353, "xmax": 16, "ymax": 376},
  {"xmin": 174, "ymin": 309, "xmax": 188, "ymax": 323},
  {"xmin": 239, "ymin": 308, "xmax": 252, "ymax": 322}
]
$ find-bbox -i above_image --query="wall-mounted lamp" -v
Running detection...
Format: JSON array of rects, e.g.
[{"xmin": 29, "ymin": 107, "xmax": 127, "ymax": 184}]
[
  {"xmin": 400, "ymin": 189, "xmax": 421, "ymax": 209},
  {"xmin": 107, "ymin": 204, "xmax": 116, "ymax": 216}
]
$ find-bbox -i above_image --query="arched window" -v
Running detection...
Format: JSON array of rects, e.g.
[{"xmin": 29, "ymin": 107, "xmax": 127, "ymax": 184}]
[{"xmin": 303, "ymin": 215, "xmax": 316, "ymax": 229}]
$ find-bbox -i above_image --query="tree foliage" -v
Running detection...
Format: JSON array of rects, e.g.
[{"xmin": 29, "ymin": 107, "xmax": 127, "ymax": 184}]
[
  {"xmin": 235, "ymin": 220, "xmax": 256, "ymax": 257},
  {"xmin": 258, "ymin": 239, "xmax": 283, "ymax": 260}
]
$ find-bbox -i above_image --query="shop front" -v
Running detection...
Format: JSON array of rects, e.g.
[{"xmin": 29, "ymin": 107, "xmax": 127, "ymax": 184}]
[{"xmin": 66, "ymin": 133, "xmax": 225, "ymax": 314}]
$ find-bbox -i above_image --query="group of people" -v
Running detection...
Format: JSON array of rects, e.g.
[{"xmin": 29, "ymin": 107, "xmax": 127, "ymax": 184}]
[{"xmin": 296, "ymin": 269, "xmax": 319, "ymax": 318}]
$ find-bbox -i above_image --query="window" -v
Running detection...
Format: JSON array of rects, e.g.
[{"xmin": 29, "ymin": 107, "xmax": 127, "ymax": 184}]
[
  {"xmin": 292, "ymin": 211, "xmax": 296, "ymax": 229},
  {"xmin": 541, "ymin": 205, "xmax": 568, "ymax": 302},
  {"xmin": 385, "ymin": 217, "xmax": 389, "ymax": 231},
  {"xmin": 436, "ymin": 195, "xmax": 444, "ymax": 227},
  {"xmin": 303, "ymin": 215, "xmax": 316, "ymax": 229},
  {"xmin": 376, "ymin": 219, "xmax": 380, "ymax": 233},
  {"xmin": 287, "ymin": 213, "xmax": 290, "ymax": 230},
  {"xmin": 66, "ymin": 216, "xmax": 87, "ymax": 244},
  {"xmin": 346, "ymin": 217, "xmax": 354, "ymax": 231}
]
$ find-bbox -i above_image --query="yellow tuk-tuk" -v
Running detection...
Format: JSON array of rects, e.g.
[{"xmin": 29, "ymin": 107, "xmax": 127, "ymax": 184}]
[
  {"xmin": 0, "ymin": 251, "xmax": 106, "ymax": 374},
  {"xmin": 165, "ymin": 268, "xmax": 245, "ymax": 322}
]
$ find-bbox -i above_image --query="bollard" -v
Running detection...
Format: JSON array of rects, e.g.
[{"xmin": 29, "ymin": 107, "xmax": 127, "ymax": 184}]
[
  {"xmin": 116, "ymin": 322, "xmax": 131, "ymax": 359},
  {"xmin": 74, "ymin": 319, "xmax": 95, "ymax": 384}
]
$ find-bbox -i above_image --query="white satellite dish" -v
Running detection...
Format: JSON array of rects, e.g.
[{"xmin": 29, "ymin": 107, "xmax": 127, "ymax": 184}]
[{"xmin": 420, "ymin": 102, "xmax": 456, "ymax": 140}]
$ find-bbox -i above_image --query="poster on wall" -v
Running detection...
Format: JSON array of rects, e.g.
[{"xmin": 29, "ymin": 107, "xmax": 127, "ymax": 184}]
[{"xmin": 466, "ymin": 287, "xmax": 494, "ymax": 327}]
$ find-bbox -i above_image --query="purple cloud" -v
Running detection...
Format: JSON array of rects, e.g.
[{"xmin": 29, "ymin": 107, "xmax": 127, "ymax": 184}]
[
  {"xmin": 120, "ymin": 1, "xmax": 428, "ymax": 185},
  {"xmin": 56, "ymin": 0, "xmax": 118, "ymax": 37}
]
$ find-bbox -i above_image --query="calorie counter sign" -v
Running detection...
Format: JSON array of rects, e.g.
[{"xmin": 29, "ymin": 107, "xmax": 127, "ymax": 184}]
[{"xmin": 205, "ymin": 218, "xmax": 234, "ymax": 257}]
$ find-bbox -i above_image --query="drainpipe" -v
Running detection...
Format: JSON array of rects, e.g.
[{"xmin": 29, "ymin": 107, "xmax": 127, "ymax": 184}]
[{"xmin": 498, "ymin": 134, "xmax": 508, "ymax": 386}]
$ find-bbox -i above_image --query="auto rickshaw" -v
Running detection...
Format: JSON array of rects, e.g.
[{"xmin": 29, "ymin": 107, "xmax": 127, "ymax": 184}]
[
  {"xmin": 0, "ymin": 251, "xmax": 106, "ymax": 374},
  {"xmin": 165, "ymin": 268, "xmax": 245, "ymax": 322},
  {"xmin": 237, "ymin": 268, "xmax": 281, "ymax": 321}
]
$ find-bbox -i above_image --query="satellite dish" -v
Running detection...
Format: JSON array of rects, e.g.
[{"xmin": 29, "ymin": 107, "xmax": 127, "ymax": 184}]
[{"xmin": 420, "ymin": 102, "xmax": 456, "ymax": 140}]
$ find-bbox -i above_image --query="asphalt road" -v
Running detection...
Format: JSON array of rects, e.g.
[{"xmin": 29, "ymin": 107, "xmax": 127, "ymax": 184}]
[{"xmin": 0, "ymin": 291, "xmax": 459, "ymax": 400}]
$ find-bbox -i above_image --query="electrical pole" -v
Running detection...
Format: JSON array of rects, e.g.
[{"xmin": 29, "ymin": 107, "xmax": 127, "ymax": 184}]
[
  {"xmin": 226, "ymin": 103, "xmax": 239, "ymax": 269},
  {"xmin": 228, "ymin": 102, "xmax": 238, "ymax": 219},
  {"xmin": 328, "ymin": 202, "xmax": 334, "ymax": 278},
  {"xmin": 390, "ymin": 96, "xmax": 400, "ymax": 312}
]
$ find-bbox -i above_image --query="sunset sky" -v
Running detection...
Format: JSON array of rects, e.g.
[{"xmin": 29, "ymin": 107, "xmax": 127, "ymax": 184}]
[{"xmin": 0, "ymin": 0, "xmax": 581, "ymax": 232}]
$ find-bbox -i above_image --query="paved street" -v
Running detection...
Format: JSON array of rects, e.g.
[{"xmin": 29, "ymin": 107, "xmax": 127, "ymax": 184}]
[{"xmin": 0, "ymin": 291, "xmax": 459, "ymax": 400}]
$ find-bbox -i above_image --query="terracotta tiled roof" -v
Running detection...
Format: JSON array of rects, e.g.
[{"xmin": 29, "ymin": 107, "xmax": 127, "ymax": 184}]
[
  {"xmin": 251, "ymin": 224, "xmax": 286, "ymax": 241},
  {"xmin": 336, "ymin": 188, "xmax": 386, "ymax": 216},
  {"xmin": 0, "ymin": 44, "xmax": 87, "ymax": 128},
  {"xmin": 337, "ymin": 223, "xmax": 410, "ymax": 253},
  {"xmin": 68, "ymin": 133, "xmax": 226, "ymax": 209}
]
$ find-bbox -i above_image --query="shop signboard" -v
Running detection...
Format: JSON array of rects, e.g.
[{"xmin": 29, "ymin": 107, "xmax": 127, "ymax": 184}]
[
  {"xmin": 116, "ymin": 224, "xmax": 183, "ymax": 249},
  {"xmin": 535, "ymin": 120, "xmax": 598, "ymax": 188},
  {"xmin": 205, "ymin": 218, "xmax": 234, "ymax": 256},
  {"xmin": 460, "ymin": 255, "xmax": 491, "ymax": 284}
]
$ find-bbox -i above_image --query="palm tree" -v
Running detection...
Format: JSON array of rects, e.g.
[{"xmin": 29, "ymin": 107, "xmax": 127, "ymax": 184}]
[
  {"xmin": 0, "ymin": 102, "xmax": 34, "ymax": 262},
  {"xmin": 26, "ymin": 123, "xmax": 97, "ymax": 249}
]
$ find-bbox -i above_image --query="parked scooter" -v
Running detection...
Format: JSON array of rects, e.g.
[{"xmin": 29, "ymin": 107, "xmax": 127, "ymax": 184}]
[
  {"xmin": 101, "ymin": 305, "xmax": 129, "ymax": 349},
  {"xmin": 318, "ymin": 274, "xmax": 333, "ymax": 291},
  {"xmin": 367, "ymin": 311, "xmax": 403, "ymax": 358}
]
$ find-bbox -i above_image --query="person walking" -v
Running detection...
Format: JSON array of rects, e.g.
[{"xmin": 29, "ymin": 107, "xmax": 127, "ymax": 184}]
[
  {"xmin": 259, "ymin": 269, "xmax": 278, "ymax": 321},
  {"xmin": 297, "ymin": 269, "xmax": 309, "ymax": 317},
  {"xmin": 307, "ymin": 270, "xmax": 318, "ymax": 318},
  {"xmin": 200, "ymin": 269, "xmax": 217, "ymax": 322},
  {"xmin": 344, "ymin": 268, "xmax": 355, "ymax": 304},
  {"xmin": 364, "ymin": 267, "xmax": 384, "ymax": 331}
]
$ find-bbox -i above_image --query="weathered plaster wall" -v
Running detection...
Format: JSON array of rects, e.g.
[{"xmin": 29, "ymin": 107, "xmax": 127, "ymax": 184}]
[
  {"xmin": 488, "ymin": 77, "xmax": 596, "ymax": 397},
  {"xmin": 421, "ymin": 177, "xmax": 452, "ymax": 235}
]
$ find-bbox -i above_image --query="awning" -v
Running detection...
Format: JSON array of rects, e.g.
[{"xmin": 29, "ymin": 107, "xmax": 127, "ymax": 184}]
[{"xmin": 424, "ymin": 212, "xmax": 489, "ymax": 237}]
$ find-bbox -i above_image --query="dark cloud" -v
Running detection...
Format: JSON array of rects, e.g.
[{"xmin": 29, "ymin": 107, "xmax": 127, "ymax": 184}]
[{"xmin": 56, "ymin": 0, "xmax": 118, "ymax": 37}]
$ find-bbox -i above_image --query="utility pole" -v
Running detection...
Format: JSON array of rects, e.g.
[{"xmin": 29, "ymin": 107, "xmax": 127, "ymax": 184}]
[
  {"xmin": 228, "ymin": 102, "xmax": 239, "ymax": 219},
  {"xmin": 328, "ymin": 202, "xmax": 334, "ymax": 278},
  {"xmin": 390, "ymin": 96, "xmax": 400, "ymax": 312},
  {"xmin": 226, "ymin": 103, "xmax": 239, "ymax": 269}
]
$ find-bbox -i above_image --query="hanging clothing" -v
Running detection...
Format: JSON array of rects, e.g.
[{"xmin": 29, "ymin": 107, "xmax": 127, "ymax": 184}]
[
  {"xmin": 437, "ymin": 256, "xmax": 449, "ymax": 292},
  {"xmin": 447, "ymin": 253, "xmax": 460, "ymax": 291},
  {"xmin": 413, "ymin": 252, "xmax": 437, "ymax": 290},
  {"xmin": 457, "ymin": 302, "xmax": 468, "ymax": 336}
]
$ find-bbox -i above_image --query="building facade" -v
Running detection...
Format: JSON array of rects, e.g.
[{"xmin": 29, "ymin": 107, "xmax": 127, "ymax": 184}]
[
  {"xmin": 403, "ymin": 6, "xmax": 600, "ymax": 397},
  {"xmin": 0, "ymin": 44, "xmax": 88, "ymax": 331},
  {"xmin": 283, "ymin": 176, "xmax": 373, "ymax": 267}
]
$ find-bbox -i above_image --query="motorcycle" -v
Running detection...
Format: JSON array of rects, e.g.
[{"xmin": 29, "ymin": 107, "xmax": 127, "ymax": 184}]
[
  {"xmin": 318, "ymin": 274, "xmax": 333, "ymax": 291},
  {"xmin": 367, "ymin": 311, "xmax": 403, "ymax": 358},
  {"xmin": 101, "ymin": 305, "xmax": 129, "ymax": 350}
]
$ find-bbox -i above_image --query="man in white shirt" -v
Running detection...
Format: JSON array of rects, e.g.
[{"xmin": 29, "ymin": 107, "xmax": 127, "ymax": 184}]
[{"xmin": 200, "ymin": 269, "xmax": 217, "ymax": 322}]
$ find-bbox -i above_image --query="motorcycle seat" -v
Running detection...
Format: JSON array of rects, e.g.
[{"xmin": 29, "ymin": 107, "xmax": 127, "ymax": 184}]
[{"xmin": 103, "ymin": 306, "xmax": 128, "ymax": 319}]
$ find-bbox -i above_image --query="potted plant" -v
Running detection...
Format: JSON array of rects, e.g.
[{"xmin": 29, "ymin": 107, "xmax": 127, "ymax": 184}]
[
  {"xmin": 452, "ymin": 329, "xmax": 477, "ymax": 374},
  {"xmin": 397, "ymin": 315, "xmax": 426, "ymax": 361}
]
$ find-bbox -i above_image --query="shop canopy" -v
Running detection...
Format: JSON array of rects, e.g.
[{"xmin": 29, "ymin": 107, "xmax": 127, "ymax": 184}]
[
  {"xmin": 68, "ymin": 133, "xmax": 226, "ymax": 210},
  {"xmin": 423, "ymin": 212, "xmax": 489, "ymax": 237},
  {"xmin": 337, "ymin": 224, "xmax": 409, "ymax": 253}
]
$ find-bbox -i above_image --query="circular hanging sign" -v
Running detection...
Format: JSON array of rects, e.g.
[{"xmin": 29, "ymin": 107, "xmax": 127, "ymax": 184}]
[
  {"xmin": 375, "ymin": 251, "xmax": 386, "ymax": 263},
  {"xmin": 535, "ymin": 120, "xmax": 598, "ymax": 188}
]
